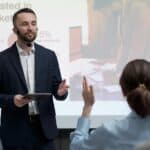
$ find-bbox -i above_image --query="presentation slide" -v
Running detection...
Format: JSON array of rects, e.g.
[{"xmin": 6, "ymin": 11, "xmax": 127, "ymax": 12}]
[{"xmin": 0, "ymin": 0, "xmax": 150, "ymax": 128}]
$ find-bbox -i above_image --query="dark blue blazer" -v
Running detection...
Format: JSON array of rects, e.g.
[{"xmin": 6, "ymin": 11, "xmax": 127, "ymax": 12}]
[{"xmin": 0, "ymin": 43, "xmax": 67, "ymax": 146}]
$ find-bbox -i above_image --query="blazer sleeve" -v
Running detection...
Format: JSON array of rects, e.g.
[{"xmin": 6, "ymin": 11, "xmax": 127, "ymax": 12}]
[{"xmin": 0, "ymin": 53, "xmax": 18, "ymax": 111}]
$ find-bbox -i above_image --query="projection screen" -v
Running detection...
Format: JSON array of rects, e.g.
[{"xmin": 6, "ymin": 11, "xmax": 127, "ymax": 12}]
[{"xmin": 0, "ymin": 0, "xmax": 150, "ymax": 128}]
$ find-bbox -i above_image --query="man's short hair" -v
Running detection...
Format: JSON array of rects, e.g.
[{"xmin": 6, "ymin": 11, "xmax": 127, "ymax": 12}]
[{"xmin": 12, "ymin": 8, "xmax": 36, "ymax": 26}]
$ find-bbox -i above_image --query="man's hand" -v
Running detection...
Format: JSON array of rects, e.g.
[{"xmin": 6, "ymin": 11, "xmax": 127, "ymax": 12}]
[
  {"xmin": 14, "ymin": 94, "xmax": 32, "ymax": 107},
  {"xmin": 57, "ymin": 79, "xmax": 69, "ymax": 96}
]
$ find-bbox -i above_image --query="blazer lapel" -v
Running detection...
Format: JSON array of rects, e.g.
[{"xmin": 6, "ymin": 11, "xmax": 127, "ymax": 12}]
[{"xmin": 8, "ymin": 44, "xmax": 28, "ymax": 91}]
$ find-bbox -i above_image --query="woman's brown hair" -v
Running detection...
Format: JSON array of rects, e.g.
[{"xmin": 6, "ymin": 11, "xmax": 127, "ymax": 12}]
[{"xmin": 120, "ymin": 59, "xmax": 150, "ymax": 118}]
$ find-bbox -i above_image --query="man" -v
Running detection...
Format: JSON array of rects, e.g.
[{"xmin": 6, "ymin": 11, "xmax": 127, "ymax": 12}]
[{"xmin": 0, "ymin": 8, "xmax": 68, "ymax": 150}]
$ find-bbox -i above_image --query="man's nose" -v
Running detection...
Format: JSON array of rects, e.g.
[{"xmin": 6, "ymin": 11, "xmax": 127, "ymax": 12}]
[{"xmin": 27, "ymin": 24, "xmax": 34, "ymax": 30}]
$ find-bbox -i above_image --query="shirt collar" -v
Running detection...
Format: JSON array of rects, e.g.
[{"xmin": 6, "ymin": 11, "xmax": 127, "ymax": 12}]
[
  {"xmin": 128, "ymin": 111, "xmax": 150, "ymax": 120},
  {"xmin": 16, "ymin": 42, "xmax": 35, "ymax": 56}
]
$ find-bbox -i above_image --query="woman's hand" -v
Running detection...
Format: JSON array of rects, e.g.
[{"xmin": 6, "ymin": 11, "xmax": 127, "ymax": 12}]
[{"xmin": 82, "ymin": 76, "xmax": 95, "ymax": 117}]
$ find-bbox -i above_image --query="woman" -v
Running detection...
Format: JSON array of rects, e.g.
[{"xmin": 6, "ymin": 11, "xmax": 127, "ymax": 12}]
[{"xmin": 70, "ymin": 59, "xmax": 150, "ymax": 150}]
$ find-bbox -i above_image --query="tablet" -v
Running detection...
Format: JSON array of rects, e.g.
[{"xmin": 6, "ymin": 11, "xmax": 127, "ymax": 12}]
[{"xmin": 23, "ymin": 93, "xmax": 51, "ymax": 100}]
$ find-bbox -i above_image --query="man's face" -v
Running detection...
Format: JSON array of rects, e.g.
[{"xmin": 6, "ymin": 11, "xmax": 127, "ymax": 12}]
[{"xmin": 14, "ymin": 12, "xmax": 38, "ymax": 43}]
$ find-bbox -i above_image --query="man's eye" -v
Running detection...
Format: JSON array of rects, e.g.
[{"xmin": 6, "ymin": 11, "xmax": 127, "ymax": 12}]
[
  {"xmin": 32, "ymin": 22, "xmax": 37, "ymax": 26},
  {"xmin": 22, "ymin": 23, "xmax": 28, "ymax": 26}
]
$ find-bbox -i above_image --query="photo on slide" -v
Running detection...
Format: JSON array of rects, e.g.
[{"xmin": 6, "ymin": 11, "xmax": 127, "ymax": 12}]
[{"xmin": 69, "ymin": 0, "xmax": 150, "ymax": 101}]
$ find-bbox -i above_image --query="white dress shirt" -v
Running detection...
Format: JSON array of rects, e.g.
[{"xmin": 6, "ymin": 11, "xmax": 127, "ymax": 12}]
[
  {"xmin": 70, "ymin": 111, "xmax": 150, "ymax": 150},
  {"xmin": 16, "ymin": 43, "xmax": 39, "ymax": 115}
]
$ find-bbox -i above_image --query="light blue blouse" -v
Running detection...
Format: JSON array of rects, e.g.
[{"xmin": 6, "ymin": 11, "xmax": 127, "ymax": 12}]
[{"xmin": 70, "ymin": 112, "xmax": 150, "ymax": 150}]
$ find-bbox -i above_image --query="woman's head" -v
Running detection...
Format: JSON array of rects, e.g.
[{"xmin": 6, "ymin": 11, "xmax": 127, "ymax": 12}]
[{"xmin": 120, "ymin": 59, "xmax": 150, "ymax": 118}]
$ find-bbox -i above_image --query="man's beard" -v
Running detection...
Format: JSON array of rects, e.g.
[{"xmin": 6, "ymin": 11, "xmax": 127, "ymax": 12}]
[{"xmin": 18, "ymin": 31, "xmax": 37, "ymax": 43}]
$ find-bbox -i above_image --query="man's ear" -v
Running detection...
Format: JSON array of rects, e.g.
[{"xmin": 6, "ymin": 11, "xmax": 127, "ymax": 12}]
[
  {"xmin": 13, "ymin": 27, "xmax": 20, "ymax": 35},
  {"xmin": 13, "ymin": 27, "xmax": 17, "ymax": 34}
]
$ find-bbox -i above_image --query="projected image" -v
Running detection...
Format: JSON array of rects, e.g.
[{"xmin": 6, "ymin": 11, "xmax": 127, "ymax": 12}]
[{"xmin": 69, "ymin": 0, "xmax": 150, "ymax": 101}]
